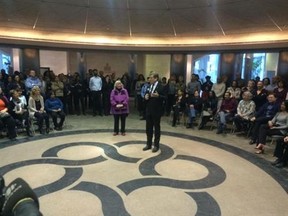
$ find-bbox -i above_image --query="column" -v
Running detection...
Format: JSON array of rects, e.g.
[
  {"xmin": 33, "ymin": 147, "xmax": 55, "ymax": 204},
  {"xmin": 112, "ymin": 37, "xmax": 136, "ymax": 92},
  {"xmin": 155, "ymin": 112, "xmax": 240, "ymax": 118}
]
[
  {"xmin": 277, "ymin": 51, "xmax": 288, "ymax": 82},
  {"xmin": 170, "ymin": 54, "xmax": 186, "ymax": 81},
  {"xmin": 77, "ymin": 52, "xmax": 86, "ymax": 80},
  {"xmin": 21, "ymin": 48, "xmax": 40, "ymax": 76},
  {"xmin": 219, "ymin": 53, "xmax": 236, "ymax": 85}
]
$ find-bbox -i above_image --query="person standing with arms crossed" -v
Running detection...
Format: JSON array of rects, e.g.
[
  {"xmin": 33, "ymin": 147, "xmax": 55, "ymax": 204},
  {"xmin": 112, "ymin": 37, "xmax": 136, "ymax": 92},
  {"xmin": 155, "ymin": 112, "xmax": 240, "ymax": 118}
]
[{"xmin": 143, "ymin": 72, "xmax": 165, "ymax": 153}]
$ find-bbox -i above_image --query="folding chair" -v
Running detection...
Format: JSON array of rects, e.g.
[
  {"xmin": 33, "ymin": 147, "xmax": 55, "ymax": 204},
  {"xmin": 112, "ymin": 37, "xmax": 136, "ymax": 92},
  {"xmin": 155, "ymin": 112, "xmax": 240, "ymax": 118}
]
[{"xmin": 268, "ymin": 135, "xmax": 284, "ymax": 146}]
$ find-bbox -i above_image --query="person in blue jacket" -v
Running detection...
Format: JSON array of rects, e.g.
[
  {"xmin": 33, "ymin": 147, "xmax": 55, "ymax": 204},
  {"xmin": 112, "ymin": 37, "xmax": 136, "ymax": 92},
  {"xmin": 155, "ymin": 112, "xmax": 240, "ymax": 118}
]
[{"xmin": 45, "ymin": 91, "xmax": 66, "ymax": 130}]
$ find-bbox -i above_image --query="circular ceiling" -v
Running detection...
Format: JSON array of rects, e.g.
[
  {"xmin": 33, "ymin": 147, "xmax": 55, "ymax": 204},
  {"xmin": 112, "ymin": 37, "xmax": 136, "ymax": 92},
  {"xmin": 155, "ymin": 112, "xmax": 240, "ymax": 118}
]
[{"xmin": 1, "ymin": 0, "xmax": 288, "ymax": 51}]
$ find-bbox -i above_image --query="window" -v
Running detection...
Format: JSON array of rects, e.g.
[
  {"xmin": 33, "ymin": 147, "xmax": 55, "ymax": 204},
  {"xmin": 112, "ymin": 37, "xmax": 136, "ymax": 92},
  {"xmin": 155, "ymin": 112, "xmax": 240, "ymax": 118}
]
[
  {"xmin": 1, "ymin": 53, "xmax": 11, "ymax": 74},
  {"xmin": 251, "ymin": 53, "xmax": 266, "ymax": 80},
  {"xmin": 193, "ymin": 54, "xmax": 219, "ymax": 83}
]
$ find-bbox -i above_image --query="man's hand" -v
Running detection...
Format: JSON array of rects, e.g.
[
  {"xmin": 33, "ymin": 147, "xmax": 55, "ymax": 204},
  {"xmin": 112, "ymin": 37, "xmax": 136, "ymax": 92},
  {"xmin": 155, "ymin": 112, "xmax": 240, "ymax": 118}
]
[
  {"xmin": 144, "ymin": 93, "xmax": 149, "ymax": 100},
  {"xmin": 151, "ymin": 92, "xmax": 159, "ymax": 98}
]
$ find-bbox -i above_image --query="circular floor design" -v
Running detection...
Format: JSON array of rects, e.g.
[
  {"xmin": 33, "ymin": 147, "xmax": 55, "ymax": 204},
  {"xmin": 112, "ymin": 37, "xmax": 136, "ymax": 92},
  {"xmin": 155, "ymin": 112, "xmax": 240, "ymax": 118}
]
[{"xmin": 0, "ymin": 130, "xmax": 288, "ymax": 216}]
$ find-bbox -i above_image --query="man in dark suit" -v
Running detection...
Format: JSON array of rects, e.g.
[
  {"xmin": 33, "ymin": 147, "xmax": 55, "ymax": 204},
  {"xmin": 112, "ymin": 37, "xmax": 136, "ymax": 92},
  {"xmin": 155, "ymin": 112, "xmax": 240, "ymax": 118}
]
[{"xmin": 143, "ymin": 72, "xmax": 165, "ymax": 153}]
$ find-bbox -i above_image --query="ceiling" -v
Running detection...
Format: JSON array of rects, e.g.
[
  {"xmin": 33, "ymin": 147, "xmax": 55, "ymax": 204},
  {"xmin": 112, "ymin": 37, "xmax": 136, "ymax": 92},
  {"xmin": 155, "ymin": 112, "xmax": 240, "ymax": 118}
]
[{"xmin": 1, "ymin": 0, "xmax": 288, "ymax": 51}]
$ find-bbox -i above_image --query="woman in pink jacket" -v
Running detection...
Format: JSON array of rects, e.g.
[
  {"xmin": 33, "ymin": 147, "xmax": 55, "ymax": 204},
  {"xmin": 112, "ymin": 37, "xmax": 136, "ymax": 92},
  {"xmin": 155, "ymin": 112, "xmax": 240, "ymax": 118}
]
[{"xmin": 110, "ymin": 80, "xmax": 129, "ymax": 136}]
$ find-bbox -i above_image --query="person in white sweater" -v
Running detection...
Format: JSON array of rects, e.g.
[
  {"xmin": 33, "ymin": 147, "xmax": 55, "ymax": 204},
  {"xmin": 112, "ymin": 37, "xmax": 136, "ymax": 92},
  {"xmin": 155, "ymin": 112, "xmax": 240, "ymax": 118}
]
[
  {"xmin": 28, "ymin": 86, "xmax": 50, "ymax": 134},
  {"xmin": 233, "ymin": 91, "xmax": 256, "ymax": 132}
]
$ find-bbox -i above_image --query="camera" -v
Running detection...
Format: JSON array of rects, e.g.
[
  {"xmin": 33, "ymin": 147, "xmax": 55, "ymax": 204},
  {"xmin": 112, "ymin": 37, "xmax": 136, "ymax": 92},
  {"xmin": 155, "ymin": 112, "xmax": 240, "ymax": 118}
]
[{"xmin": 0, "ymin": 176, "xmax": 42, "ymax": 216}]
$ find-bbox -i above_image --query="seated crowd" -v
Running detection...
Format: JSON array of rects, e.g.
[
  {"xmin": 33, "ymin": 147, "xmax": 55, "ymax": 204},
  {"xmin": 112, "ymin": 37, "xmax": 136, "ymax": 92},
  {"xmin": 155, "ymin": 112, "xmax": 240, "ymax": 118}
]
[
  {"xmin": 0, "ymin": 85, "xmax": 66, "ymax": 140},
  {"xmin": 0, "ymin": 68, "xmax": 71, "ymax": 140},
  {"xmin": 162, "ymin": 74, "xmax": 288, "ymax": 168}
]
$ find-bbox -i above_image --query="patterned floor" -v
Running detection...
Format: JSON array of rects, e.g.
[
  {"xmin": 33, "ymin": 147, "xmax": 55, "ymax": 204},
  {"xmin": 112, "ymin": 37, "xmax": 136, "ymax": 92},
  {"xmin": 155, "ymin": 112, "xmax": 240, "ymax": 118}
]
[{"xmin": 1, "ymin": 124, "xmax": 288, "ymax": 215}]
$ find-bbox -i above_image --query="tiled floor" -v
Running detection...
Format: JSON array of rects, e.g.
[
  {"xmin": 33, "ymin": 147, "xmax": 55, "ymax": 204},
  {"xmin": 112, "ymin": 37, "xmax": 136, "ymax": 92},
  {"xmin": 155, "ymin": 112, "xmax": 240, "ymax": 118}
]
[{"xmin": 0, "ymin": 108, "xmax": 288, "ymax": 216}]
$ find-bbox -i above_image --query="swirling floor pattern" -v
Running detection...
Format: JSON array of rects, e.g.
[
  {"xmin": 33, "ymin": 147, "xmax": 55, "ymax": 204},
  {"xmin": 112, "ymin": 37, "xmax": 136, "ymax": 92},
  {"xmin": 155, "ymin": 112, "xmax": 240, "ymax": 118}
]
[{"xmin": 0, "ymin": 129, "xmax": 288, "ymax": 216}]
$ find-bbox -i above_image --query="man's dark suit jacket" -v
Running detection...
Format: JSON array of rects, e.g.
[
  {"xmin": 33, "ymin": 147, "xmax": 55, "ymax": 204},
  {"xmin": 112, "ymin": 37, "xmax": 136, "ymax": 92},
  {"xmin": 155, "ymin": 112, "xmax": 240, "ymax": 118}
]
[{"xmin": 146, "ymin": 82, "xmax": 165, "ymax": 116}]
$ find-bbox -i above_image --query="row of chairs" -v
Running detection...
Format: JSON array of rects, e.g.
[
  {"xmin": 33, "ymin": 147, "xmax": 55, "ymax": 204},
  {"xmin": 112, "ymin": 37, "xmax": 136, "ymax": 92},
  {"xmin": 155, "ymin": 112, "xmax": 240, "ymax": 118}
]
[
  {"xmin": 169, "ymin": 110, "xmax": 284, "ymax": 145},
  {"xmin": 14, "ymin": 117, "xmax": 55, "ymax": 136}
]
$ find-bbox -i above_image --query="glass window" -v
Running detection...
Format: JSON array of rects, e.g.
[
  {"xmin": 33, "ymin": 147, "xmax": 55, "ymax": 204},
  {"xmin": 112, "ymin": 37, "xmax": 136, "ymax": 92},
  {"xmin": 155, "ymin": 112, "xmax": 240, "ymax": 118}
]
[
  {"xmin": 251, "ymin": 53, "xmax": 265, "ymax": 80},
  {"xmin": 193, "ymin": 54, "xmax": 220, "ymax": 84},
  {"xmin": 1, "ymin": 53, "xmax": 11, "ymax": 74}
]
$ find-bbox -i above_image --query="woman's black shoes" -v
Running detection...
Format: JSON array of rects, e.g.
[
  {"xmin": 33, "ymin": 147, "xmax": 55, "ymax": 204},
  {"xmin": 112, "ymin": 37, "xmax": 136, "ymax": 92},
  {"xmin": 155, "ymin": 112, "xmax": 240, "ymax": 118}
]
[
  {"xmin": 271, "ymin": 159, "xmax": 287, "ymax": 168},
  {"xmin": 271, "ymin": 159, "xmax": 281, "ymax": 166},
  {"xmin": 143, "ymin": 145, "xmax": 151, "ymax": 151},
  {"xmin": 27, "ymin": 130, "xmax": 33, "ymax": 137},
  {"xmin": 275, "ymin": 162, "xmax": 286, "ymax": 168}
]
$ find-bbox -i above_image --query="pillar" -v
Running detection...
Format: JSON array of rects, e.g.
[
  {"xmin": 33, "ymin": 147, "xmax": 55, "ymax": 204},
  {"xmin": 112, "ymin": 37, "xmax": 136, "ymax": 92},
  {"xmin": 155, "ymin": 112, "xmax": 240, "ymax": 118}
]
[
  {"xmin": 21, "ymin": 48, "xmax": 40, "ymax": 76},
  {"xmin": 170, "ymin": 54, "xmax": 186, "ymax": 81}
]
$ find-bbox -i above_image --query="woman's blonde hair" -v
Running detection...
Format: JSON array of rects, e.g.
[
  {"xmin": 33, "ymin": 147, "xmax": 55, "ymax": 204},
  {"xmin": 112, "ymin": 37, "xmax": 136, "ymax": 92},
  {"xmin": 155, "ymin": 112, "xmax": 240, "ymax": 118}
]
[
  {"xmin": 30, "ymin": 86, "xmax": 41, "ymax": 99},
  {"xmin": 114, "ymin": 80, "xmax": 123, "ymax": 88}
]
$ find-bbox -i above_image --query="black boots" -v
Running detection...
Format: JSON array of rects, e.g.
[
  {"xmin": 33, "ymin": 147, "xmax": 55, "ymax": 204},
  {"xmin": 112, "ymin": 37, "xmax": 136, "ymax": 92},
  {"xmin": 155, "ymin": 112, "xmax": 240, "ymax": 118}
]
[{"xmin": 216, "ymin": 123, "xmax": 226, "ymax": 134}]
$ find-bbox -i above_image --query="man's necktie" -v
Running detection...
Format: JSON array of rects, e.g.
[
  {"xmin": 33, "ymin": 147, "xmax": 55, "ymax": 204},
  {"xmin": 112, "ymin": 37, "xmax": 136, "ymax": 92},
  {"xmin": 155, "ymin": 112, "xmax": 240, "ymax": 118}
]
[{"xmin": 150, "ymin": 84, "xmax": 154, "ymax": 93}]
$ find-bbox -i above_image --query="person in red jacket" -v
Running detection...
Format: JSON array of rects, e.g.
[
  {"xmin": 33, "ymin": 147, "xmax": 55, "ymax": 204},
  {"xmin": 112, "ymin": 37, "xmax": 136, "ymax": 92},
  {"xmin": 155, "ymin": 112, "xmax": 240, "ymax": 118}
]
[
  {"xmin": 0, "ymin": 87, "xmax": 17, "ymax": 140},
  {"xmin": 216, "ymin": 91, "xmax": 238, "ymax": 134}
]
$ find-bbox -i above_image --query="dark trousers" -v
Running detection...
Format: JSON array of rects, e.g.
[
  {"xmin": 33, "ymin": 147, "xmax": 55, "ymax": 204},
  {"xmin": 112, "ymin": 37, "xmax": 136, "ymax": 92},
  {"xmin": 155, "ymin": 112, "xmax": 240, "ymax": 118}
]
[
  {"xmin": 233, "ymin": 116, "xmax": 250, "ymax": 131},
  {"xmin": 137, "ymin": 95, "xmax": 144, "ymax": 115},
  {"xmin": 91, "ymin": 91, "xmax": 102, "ymax": 115},
  {"xmin": 66, "ymin": 94, "xmax": 74, "ymax": 115},
  {"xmin": 83, "ymin": 90, "xmax": 90, "ymax": 109},
  {"xmin": 34, "ymin": 112, "xmax": 49, "ymax": 130},
  {"xmin": 274, "ymin": 138, "xmax": 288, "ymax": 164},
  {"xmin": 73, "ymin": 94, "xmax": 85, "ymax": 115},
  {"xmin": 172, "ymin": 105, "xmax": 180, "ymax": 126},
  {"xmin": 113, "ymin": 114, "xmax": 127, "ymax": 133},
  {"xmin": 142, "ymin": 100, "xmax": 147, "ymax": 119},
  {"xmin": 58, "ymin": 96, "xmax": 66, "ymax": 114},
  {"xmin": 251, "ymin": 116, "xmax": 272, "ymax": 141},
  {"xmin": 146, "ymin": 113, "xmax": 161, "ymax": 148},
  {"xmin": 50, "ymin": 111, "xmax": 66, "ymax": 128},
  {"xmin": 166, "ymin": 94, "xmax": 176, "ymax": 115},
  {"xmin": 103, "ymin": 93, "xmax": 111, "ymax": 116},
  {"xmin": 199, "ymin": 115, "xmax": 212, "ymax": 128},
  {"xmin": 0, "ymin": 116, "xmax": 16, "ymax": 139},
  {"xmin": 88, "ymin": 91, "xmax": 93, "ymax": 109},
  {"xmin": 257, "ymin": 124, "xmax": 283, "ymax": 144},
  {"xmin": 15, "ymin": 111, "xmax": 31, "ymax": 135}
]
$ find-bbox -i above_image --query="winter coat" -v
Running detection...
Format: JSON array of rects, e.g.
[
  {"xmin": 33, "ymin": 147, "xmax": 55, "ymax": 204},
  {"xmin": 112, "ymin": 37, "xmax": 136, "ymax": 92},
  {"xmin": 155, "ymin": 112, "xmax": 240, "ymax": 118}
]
[{"xmin": 110, "ymin": 88, "xmax": 129, "ymax": 115}]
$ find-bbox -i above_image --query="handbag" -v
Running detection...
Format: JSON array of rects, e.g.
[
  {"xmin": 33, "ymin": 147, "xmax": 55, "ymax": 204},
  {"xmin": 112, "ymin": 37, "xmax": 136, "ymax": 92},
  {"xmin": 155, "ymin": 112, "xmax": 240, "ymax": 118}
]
[{"xmin": 115, "ymin": 104, "xmax": 126, "ymax": 110}]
